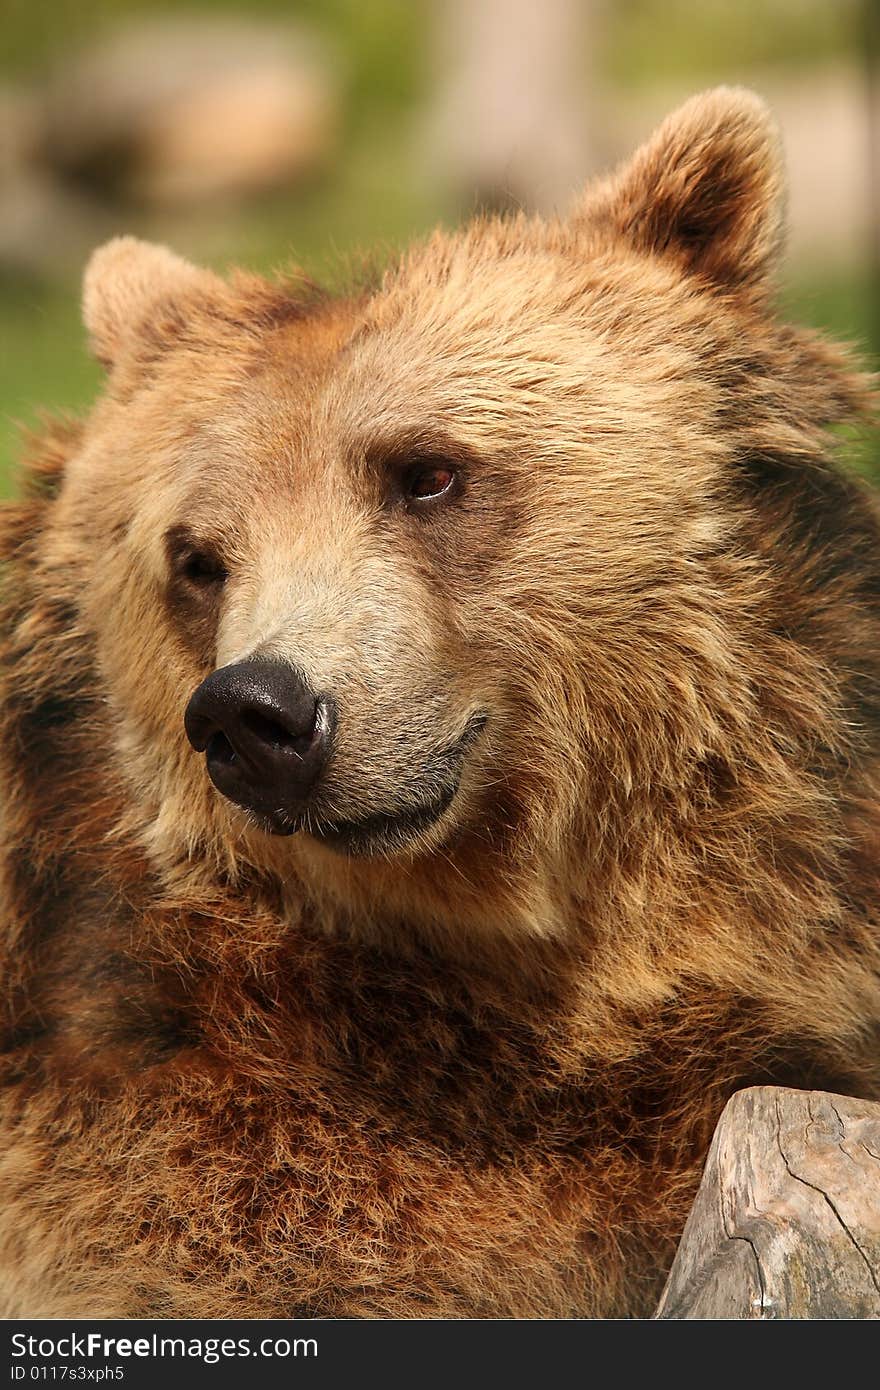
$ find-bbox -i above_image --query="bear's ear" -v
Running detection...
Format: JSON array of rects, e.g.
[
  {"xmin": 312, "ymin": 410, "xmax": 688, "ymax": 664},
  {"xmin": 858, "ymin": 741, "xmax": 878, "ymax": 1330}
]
[
  {"xmin": 588, "ymin": 87, "xmax": 785, "ymax": 293},
  {"xmin": 82, "ymin": 236, "xmax": 222, "ymax": 368}
]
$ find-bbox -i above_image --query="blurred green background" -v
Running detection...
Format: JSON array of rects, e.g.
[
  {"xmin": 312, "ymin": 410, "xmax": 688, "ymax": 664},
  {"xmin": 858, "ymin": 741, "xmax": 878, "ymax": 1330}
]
[{"xmin": 1, "ymin": 0, "xmax": 877, "ymax": 485}]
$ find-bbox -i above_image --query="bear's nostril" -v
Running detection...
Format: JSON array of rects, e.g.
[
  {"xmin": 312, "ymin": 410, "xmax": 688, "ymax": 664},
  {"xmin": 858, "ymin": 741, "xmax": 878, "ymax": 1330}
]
[
  {"xmin": 240, "ymin": 708, "xmax": 311, "ymax": 754},
  {"xmin": 208, "ymin": 731, "xmax": 236, "ymax": 766}
]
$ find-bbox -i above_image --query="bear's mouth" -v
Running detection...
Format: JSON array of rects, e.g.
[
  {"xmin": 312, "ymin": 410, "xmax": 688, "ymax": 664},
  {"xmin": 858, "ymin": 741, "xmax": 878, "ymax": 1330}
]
[
  {"xmin": 298, "ymin": 780, "xmax": 461, "ymax": 855},
  {"xmin": 244, "ymin": 711, "xmax": 488, "ymax": 856}
]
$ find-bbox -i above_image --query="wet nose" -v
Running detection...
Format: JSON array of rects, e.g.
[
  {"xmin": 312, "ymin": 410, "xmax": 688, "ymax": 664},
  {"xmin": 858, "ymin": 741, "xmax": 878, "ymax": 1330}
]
[{"xmin": 184, "ymin": 658, "xmax": 334, "ymax": 830}]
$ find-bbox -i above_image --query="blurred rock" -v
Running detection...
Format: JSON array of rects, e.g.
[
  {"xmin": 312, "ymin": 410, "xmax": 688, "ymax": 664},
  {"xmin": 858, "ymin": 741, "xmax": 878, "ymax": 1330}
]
[
  {"xmin": 0, "ymin": 83, "xmax": 41, "ymax": 179},
  {"xmin": 0, "ymin": 170, "xmax": 106, "ymax": 279},
  {"xmin": 40, "ymin": 17, "xmax": 340, "ymax": 205},
  {"xmin": 0, "ymin": 80, "xmax": 104, "ymax": 277}
]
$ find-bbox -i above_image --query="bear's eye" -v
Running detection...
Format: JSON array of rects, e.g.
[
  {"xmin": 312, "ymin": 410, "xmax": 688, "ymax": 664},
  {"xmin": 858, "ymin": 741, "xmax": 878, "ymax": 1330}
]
[
  {"xmin": 402, "ymin": 462, "xmax": 457, "ymax": 507},
  {"xmin": 166, "ymin": 526, "xmax": 228, "ymax": 593},
  {"xmin": 179, "ymin": 549, "xmax": 227, "ymax": 587}
]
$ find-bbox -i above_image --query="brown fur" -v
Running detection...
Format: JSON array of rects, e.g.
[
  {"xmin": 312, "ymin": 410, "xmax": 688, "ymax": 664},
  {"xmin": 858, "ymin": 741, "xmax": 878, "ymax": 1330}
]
[{"xmin": 1, "ymin": 88, "xmax": 879, "ymax": 1317}]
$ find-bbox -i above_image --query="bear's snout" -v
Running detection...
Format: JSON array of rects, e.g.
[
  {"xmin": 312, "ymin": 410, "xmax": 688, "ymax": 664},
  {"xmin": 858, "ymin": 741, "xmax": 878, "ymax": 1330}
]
[{"xmin": 184, "ymin": 659, "xmax": 335, "ymax": 832}]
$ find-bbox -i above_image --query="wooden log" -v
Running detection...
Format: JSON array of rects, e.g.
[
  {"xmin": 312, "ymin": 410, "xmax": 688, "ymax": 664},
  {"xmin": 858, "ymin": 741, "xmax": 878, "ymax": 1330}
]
[{"xmin": 655, "ymin": 1085, "xmax": 880, "ymax": 1318}]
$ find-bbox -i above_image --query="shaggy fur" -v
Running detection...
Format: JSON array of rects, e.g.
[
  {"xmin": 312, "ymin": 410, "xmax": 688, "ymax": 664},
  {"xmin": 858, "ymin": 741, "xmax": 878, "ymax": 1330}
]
[{"xmin": 1, "ymin": 88, "xmax": 879, "ymax": 1317}]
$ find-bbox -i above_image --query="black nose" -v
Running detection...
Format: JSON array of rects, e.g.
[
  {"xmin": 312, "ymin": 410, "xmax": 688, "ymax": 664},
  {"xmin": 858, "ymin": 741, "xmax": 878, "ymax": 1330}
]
[{"xmin": 184, "ymin": 659, "xmax": 334, "ymax": 832}]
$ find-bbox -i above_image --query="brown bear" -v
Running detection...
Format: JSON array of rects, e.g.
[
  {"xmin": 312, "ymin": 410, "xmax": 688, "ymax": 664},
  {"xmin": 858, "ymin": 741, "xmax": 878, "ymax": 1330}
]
[{"xmin": 0, "ymin": 87, "xmax": 879, "ymax": 1319}]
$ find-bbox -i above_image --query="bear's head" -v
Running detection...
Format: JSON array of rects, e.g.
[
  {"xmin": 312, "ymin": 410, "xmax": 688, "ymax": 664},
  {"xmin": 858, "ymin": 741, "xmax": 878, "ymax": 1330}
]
[{"xmin": 44, "ymin": 88, "xmax": 868, "ymax": 945}]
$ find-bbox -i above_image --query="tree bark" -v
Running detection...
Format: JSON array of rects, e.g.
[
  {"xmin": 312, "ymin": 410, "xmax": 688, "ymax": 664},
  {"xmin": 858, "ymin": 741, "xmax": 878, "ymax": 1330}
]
[{"xmin": 655, "ymin": 1085, "xmax": 880, "ymax": 1318}]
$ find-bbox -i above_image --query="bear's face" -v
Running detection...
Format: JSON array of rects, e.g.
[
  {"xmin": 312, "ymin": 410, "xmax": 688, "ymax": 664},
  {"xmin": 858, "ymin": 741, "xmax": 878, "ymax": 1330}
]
[{"xmin": 52, "ymin": 88, "xmax": 796, "ymax": 924}]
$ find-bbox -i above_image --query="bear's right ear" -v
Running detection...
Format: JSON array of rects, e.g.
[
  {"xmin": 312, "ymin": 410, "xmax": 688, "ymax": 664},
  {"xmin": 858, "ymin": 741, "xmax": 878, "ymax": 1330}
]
[
  {"xmin": 83, "ymin": 237, "xmax": 222, "ymax": 369},
  {"xmin": 584, "ymin": 87, "xmax": 786, "ymax": 294}
]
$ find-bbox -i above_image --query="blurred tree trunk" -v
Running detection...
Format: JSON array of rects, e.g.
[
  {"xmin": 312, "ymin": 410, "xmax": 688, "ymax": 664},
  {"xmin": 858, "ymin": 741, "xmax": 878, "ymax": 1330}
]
[{"xmin": 866, "ymin": 0, "xmax": 880, "ymax": 357}]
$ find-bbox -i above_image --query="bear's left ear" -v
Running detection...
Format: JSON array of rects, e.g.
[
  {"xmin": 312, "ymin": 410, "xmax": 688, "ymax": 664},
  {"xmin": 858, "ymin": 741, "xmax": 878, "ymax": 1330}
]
[
  {"xmin": 83, "ymin": 236, "xmax": 223, "ymax": 368},
  {"xmin": 586, "ymin": 87, "xmax": 785, "ymax": 294}
]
